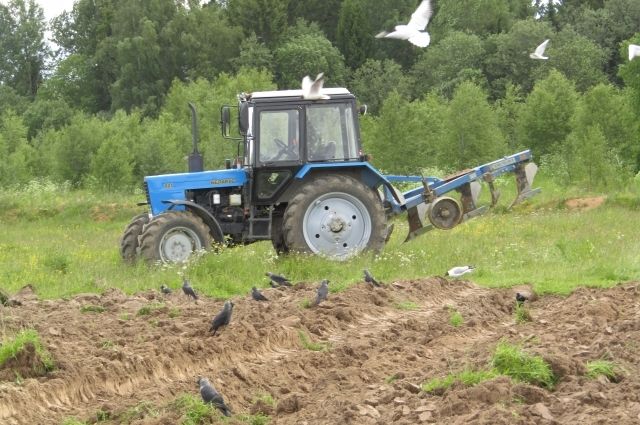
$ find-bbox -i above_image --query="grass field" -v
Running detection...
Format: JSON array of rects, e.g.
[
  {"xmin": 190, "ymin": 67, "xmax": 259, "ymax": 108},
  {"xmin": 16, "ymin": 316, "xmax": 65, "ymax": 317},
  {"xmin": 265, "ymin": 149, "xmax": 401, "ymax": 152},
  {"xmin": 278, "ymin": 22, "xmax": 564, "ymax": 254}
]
[{"xmin": 1, "ymin": 175, "xmax": 639, "ymax": 300}]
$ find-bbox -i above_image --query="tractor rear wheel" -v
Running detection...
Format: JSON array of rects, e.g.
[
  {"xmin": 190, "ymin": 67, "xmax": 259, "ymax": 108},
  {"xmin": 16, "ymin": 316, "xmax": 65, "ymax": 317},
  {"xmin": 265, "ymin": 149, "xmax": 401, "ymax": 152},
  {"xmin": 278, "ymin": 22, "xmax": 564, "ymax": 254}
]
[
  {"xmin": 120, "ymin": 212, "xmax": 150, "ymax": 263},
  {"xmin": 138, "ymin": 211, "xmax": 212, "ymax": 264},
  {"xmin": 282, "ymin": 174, "xmax": 386, "ymax": 260}
]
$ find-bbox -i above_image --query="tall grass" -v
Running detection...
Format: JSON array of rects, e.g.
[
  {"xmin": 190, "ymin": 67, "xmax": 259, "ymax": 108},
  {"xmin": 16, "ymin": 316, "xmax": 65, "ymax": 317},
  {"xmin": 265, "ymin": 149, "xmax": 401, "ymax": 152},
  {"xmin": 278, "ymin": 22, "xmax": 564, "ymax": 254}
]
[{"xmin": 0, "ymin": 175, "xmax": 639, "ymax": 300}]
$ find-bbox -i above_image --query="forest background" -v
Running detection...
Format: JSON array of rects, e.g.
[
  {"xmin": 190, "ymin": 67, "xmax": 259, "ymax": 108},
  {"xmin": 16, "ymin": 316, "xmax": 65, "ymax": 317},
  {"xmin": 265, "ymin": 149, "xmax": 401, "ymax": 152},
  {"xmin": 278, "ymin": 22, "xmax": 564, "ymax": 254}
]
[{"xmin": 0, "ymin": 0, "xmax": 639, "ymax": 192}]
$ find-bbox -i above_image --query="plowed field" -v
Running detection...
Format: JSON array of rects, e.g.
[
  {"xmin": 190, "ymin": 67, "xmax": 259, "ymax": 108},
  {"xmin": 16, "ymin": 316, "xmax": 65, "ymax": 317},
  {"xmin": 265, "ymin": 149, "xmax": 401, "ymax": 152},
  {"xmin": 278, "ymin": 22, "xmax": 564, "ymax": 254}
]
[{"xmin": 2, "ymin": 278, "xmax": 639, "ymax": 424}]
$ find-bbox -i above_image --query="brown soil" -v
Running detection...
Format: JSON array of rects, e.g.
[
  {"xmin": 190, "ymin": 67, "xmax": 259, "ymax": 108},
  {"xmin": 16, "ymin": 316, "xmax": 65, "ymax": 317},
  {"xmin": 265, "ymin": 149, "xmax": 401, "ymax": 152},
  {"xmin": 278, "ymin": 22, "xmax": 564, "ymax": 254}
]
[
  {"xmin": 565, "ymin": 196, "xmax": 606, "ymax": 211},
  {"xmin": 1, "ymin": 279, "xmax": 640, "ymax": 425}
]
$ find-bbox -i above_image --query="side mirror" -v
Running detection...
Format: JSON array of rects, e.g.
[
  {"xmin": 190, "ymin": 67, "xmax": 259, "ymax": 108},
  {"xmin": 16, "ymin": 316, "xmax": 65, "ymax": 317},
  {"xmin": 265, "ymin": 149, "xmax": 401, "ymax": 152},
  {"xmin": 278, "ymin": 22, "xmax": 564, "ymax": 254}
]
[
  {"xmin": 220, "ymin": 106, "xmax": 231, "ymax": 137},
  {"xmin": 238, "ymin": 102, "xmax": 249, "ymax": 135},
  {"xmin": 359, "ymin": 105, "xmax": 368, "ymax": 116}
]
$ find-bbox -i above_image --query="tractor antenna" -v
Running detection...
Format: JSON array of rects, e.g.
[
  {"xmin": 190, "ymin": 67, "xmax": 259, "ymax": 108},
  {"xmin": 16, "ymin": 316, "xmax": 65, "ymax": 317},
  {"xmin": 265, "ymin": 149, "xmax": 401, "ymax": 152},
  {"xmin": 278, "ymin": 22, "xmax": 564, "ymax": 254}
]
[{"xmin": 188, "ymin": 102, "xmax": 204, "ymax": 172}]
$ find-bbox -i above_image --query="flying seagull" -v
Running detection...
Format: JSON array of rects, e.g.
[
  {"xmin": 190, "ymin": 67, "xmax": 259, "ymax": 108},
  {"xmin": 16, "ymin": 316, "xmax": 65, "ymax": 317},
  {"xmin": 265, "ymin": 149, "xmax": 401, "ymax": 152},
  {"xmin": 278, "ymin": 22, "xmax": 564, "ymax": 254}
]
[
  {"xmin": 182, "ymin": 279, "xmax": 198, "ymax": 300},
  {"xmin": 160, "ymin": 284, "xmax": 172, "ymax": 295},
  {"xmin": 629, "ymin": 44, "xmax": 640, "ymax": 61},
  {"xmin": 210, "ymin": 300, "xmax": 234, "ymax": 335},
  {"xmin": 266, "ymin": 272, "xmax": 292, "ymax": 287},
  {"xmin": 198, "ymin": 377, "xmax": 232, "ymax": 417},
  {"xmin": 375, "ymin": 0, "xmax": 433, "ymax": 47},
  {"xmin": 251, "ymin": 287, "xmax": 269, "ymax": 302},
  {"xmin": 302, "ymin": 73, "xmax": 330, "ymax": 100},
  {"xmin": 363, "ymin": 269, "xmax": 381, "ymax": 288},
  {"xmin": 530, "ymin": 39, "xmax": 550, "ymax": 60},
  {"xmin": 445, "ymin": 265, "xmax": 475, "ymax": 278},
  {"xmin": 314, "ymin": 279, "xmax": 329, "ymax": 306}
]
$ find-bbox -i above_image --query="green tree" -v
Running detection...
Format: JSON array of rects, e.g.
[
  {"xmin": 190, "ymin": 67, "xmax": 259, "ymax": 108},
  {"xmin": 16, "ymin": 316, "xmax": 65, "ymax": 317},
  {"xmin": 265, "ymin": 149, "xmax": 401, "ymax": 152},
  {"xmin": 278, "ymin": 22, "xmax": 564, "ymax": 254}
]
[
  {"xmin": 231, "ymin": 33, "xmax": 274, "ymax": 72},
  {"xmin": 350, "ymin": 59, "xmax": 409, "ymax": 115},
  {"xmin": 483, "ymin": 19, "xmax": 554, "ymax": 99},
  {"xmin": 0, "ymin": 110, "xmax": 36, "ymax": 185},
  {"xmin": 548, "ymin": 28, "xmax": 607, "ymax": 92},
  {"xmin": 443, "ymin": 81, "xmax": 506, "ymax": 169},
  {"xmin": 22, "ymin": 98, "xmax": 74, "ymax": 140},
  {"xmin": 90, "ymin": 135, "xmax": 134, "ymax": 191},
  {"xmin": 618, "ymin": 36, "xmax": 640, "ymax": 116},
  {"xmin": 410, "ymin": 31, "xmax": 486, "ymax": 99},
  {"xmin": 274, "ymin": 33, "xmax": 347, "ymax": 89},
  {"xmin": 0, "ymin": 0, "xmax": 50, "ymax": 98},
  {"xmin": 517, "ymin": 70, "xmax": 578, "ymax": 157},
  {"xmin": 287, "ymin": 0, "xmax": 344, "ymax": 41},
  {"xmin": 226, "ymin": 0, "xmax": 289, "ymax": 46},
  {"xmin": 336, "ymin": 0, "xmax": 373, "ymax": 69},
  {"xmin": 565, "ymin": 125, "xmax": 620, "ymax": 190},
  {"xmin": 570, "ymin": 83, "xmax": 639, "ymax": 171}
]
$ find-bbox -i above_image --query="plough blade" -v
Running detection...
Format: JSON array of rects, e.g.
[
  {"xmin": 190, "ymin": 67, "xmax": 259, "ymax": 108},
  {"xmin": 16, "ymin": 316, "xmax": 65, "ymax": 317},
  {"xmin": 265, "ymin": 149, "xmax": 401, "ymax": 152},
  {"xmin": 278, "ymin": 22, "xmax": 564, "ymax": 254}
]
[
  {"xmin": 404, "ymin": 203, "xmax": 433, "ymax": 242},
  {"xmin": 509, "ymin": 162, "xmax": 541, "ymax": 208}
]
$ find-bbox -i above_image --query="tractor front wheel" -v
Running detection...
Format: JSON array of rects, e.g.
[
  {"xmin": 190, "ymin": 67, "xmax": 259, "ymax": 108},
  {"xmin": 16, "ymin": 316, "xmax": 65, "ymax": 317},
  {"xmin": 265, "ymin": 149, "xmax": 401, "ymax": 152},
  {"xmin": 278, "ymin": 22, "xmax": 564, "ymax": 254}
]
[
  {"xmin": 138, "ymin": 211, "xmax": 212, "ymax": 264},
  {"xmin": 120, "ymin": 212, "xmax": 150, "ymax": 263},
  {"xmin": 282, "ymin": 175, "xmax": 386, "ymax": 260}
]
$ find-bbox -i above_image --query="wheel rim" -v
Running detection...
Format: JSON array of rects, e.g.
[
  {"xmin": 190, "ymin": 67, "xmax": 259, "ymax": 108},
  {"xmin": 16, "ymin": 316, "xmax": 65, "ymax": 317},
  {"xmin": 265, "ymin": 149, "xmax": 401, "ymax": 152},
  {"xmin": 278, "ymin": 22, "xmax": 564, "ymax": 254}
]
[
  {"xmin": 158, "ymin": 226, "xmax": 203, "ymax": 263},
  {"xmin": 302, "ymin": 192, "xmax": 372, "ymax": 260}
]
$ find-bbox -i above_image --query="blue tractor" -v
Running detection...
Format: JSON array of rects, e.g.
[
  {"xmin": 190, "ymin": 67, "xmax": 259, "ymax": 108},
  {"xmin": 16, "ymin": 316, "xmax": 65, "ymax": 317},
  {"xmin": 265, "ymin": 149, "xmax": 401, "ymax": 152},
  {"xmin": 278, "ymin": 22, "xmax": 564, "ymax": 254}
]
[{"xmin": 120, "ymin": 87, "xmax": 539, "ymax": 264}]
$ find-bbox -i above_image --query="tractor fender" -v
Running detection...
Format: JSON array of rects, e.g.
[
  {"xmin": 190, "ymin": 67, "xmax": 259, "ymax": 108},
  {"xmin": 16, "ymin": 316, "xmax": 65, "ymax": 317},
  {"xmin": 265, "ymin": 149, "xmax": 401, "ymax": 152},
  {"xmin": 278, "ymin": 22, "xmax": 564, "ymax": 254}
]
[
  {"xmin": 294, "ymin": 163, "xmax": 403, "ymax": 204},
  {"xmin": 162, "ymin": 200, "xmax": 225, "ymax": 243}
]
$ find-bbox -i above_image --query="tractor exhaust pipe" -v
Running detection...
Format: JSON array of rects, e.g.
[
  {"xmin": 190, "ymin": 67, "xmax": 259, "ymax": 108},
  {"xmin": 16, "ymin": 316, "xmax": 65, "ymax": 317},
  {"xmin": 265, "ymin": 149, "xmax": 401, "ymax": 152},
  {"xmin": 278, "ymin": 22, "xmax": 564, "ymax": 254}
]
[{"xmin": 188, "ymin": 102, "xmax": 204, "ymax": 172}]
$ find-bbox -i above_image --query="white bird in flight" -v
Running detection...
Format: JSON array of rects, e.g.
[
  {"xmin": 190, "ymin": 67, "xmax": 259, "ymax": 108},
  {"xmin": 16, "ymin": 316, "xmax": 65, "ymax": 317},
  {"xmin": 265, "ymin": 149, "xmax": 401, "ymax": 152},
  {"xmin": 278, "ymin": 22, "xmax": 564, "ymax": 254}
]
[
  {"xmin": 629, "ymin": 44, "xmax": 640, "ymax": 61},
  {"xmin": 445, "ymin": 265, "xmax": 475, "ymax": 278},
  {"xmin": 530, "ymin": 39, "xmax": 550, "ymax": 60},
  {"xmin": 375, "ymin": 0, "xmax": 433, "ymax": 48},
  {"xmin": 301, "ymin": 73, "xmax": 329, "ymax": 100}
]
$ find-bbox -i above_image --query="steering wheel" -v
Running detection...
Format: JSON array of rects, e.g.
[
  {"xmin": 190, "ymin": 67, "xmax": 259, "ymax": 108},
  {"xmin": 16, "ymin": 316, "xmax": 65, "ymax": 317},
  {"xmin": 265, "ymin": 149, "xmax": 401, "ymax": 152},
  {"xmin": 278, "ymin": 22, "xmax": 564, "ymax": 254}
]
[{"xmin": 270, "ymin": 138, "xmax": 295, "ymax": 161}]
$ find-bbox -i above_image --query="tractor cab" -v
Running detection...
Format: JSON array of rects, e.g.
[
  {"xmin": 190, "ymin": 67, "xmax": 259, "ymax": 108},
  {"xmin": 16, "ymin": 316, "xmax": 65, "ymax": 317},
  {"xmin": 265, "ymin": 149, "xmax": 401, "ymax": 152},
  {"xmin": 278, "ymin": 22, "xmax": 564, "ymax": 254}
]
[{"xmin": 222, "ymin": 89, "xmax": 363, "ymax": 203}]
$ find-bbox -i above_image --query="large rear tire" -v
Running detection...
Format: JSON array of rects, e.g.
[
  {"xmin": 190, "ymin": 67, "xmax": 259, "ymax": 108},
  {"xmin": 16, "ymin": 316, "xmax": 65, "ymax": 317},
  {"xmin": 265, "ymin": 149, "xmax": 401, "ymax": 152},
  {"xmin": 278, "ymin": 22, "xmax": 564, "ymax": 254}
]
[
  {"xmin": 282, "ymin": 174, "xmax": 386, "ymax": 260},
  {"xmin": 120, "ymin": 213, "xmax": 150, "ymax": 263},
  {"xmin": 138, "ymin": 211, "xmax": 213, "ymax": 264}
]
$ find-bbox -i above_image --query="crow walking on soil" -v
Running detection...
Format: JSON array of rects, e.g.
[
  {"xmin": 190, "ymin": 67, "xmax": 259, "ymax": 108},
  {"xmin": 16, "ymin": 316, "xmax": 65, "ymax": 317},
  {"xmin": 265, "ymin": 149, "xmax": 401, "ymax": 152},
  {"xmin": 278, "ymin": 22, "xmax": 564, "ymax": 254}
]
[
  {"xmin": 314, "ymin": 280, "xmax": 329, "ymax": 306},
  {"xmin": 364, "ymin": 269, "xmax": 381, "ymax": 287},
  {"xmin": 182, "ymin": 279, "xmax": 198, "ymax": 300},
  {"xmin": 251, "ymin": 287, "xmax": 268, "ymax": 302},
  {"xmin": 515, "ymin": 292, "xmax": 528, "ymax": 306},
  {"xmin": 266, "ymin": 272, "xmax": 292, "ymax": 287},
  {"xmin": 160, "ymin": 284, "xmax": 172, "ymax": 295},
  {"xmin": 198, "ymin": 377, "xmax": 232, "ymax": 417},
  {"xmin": 210, "ymin": 301, "xmax": 234, "ymax": 335}
]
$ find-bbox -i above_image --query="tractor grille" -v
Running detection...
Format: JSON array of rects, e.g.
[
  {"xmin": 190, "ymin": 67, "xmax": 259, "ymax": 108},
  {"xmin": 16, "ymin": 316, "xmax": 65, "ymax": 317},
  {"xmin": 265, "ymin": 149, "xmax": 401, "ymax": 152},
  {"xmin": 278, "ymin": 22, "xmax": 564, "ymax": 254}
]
[{"xmin": 143, "ymin": 181, "xmax": 151, "ymax": 206}]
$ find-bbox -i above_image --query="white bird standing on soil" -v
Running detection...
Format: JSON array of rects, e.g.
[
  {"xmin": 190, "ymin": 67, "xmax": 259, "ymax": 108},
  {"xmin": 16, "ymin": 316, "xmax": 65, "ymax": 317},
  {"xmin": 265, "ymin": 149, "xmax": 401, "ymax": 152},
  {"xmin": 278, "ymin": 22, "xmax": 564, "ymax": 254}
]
[
  {"xmin": 530, "ymin": 39, "xmax": 550, "ymax": 60},
  {"xmin": 375, "ymin": 0, "xmax": 433, "ymax": 48},
  {"xmin": 445, "ymin": 265, "xmax": 475, "ymax": 278},
  {"xmin": 302, "ymin": 73, "xmax": 330, "ymax": 100},
  {"xmin": 629, "ymin": 44, "xmax": 640, "ymax": 61},
  {"xmin": 198, "ymin": 377, "xmax": 232, "ymax": 417}
]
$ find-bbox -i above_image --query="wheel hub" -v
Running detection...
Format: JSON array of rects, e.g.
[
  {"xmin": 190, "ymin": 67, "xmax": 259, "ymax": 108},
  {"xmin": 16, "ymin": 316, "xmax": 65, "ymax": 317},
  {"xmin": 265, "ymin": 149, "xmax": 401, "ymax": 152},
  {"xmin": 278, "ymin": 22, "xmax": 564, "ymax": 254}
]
[
  {"xmin": 303, "ymin": 192, "xmax": 372, "ymax": 260},
  {"xmin": 159, "ymin": 227, "xmax": 202, "ymax": 263}
]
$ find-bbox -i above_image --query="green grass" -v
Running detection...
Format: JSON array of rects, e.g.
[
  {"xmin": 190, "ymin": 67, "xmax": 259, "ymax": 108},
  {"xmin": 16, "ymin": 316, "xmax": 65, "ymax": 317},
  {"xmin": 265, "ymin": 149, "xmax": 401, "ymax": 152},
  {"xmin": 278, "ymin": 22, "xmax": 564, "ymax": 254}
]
[
  {"xmin": 491, "ymin": 341, "xmax": 556, "ymax": 389},
  {"xmin": 448, "ymin": 308, "xmax": 463, "ymax": 327},
  {"xmin": 393, "ymin": 300, "xmax": 419, "ymax": 311},
  {"xmin": 298, "ymin": 330, "xmax": 331, "ymax": 352},
  {"xmin": 137, "ymin": 302, "xmax": 165, "ymax": 316},
  {"xmin": 514, "ymin": 303, "xmax": 532, "ymax": 324},
  {"xmin": 172, "ymin": 394, "xmax": 220, "ymax": 424},
  {"xmin": 0, "ymin": 329, "xmax": 55, "ymax": 373},
  {"xmin": 0, "ymin": 175, "xmax": 639, "ymax": 300},
  {"xmin": 586, "ymin": 359, "xmax": 619, "ymax": 380},
  {"xmin": 80, "ymin": 305, "xmax": 106, "ymax": 313},
  {"xmin": 422, "ymin": 369, "xmax": 498, "ymax": 393},
  {"xmin": 252, "ymin": 392, "xmax": 276, "ymax": 408}
]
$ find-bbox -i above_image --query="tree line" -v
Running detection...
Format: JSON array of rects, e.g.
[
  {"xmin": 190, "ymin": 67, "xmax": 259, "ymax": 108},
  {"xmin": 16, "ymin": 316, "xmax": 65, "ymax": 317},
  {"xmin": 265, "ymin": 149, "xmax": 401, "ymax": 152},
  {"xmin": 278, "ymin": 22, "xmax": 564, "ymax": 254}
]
[{"xmin": 0, "ymin": 0, "xmax": 639, "ymax": 191}]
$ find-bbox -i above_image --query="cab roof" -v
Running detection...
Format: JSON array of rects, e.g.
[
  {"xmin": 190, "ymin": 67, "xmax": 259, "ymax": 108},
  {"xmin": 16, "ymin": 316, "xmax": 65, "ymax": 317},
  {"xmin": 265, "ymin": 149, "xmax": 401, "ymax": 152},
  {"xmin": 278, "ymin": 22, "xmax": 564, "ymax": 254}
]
[{"xmin": 248, "ymin": 88, "xmax": 351, "ymax": 99}]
